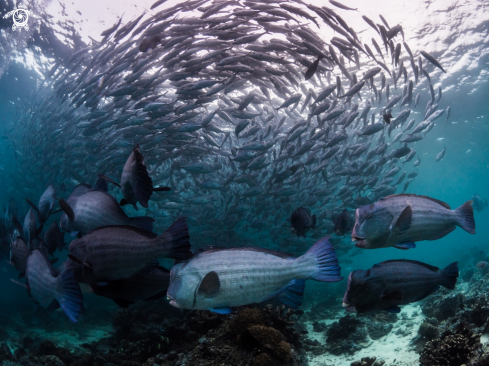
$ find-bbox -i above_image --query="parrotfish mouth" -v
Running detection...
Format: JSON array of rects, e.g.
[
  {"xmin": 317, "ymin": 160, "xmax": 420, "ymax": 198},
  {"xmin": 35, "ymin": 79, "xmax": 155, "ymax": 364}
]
[
  {"xmin": 351, "ymin": 236, "xmax": 366, "ymax": 248},
  {"xmin": 167, "ymin": 296, "xmax": 179, "ymax": 308},
  {"xmin": 342, "ymin": 302, "xmax": 357, "ymax": 313}
]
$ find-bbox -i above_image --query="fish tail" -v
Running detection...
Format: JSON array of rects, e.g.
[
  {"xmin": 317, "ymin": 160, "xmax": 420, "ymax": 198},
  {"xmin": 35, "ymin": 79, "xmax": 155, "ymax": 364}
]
[
  {"xmin": 160, "ymin": 217, "xmax": 191, "ymax": 260},
  {"xmin": 455, "ymin": 200, "xmax": 476, "ymax": 234},
  {"xmin": 440, "ymin": 262, "xmax": 459, "ymax": 289},
  {"xmin": 129, "ymin": 216, "xmax": 155, "ymax": 232},
  {"xmin": 303, "ymin": 237, "xmax": 342, "ymax": 282},
  {"xmin": 56, "ymin": 269, "xmax": 84, "ymax": 323}
]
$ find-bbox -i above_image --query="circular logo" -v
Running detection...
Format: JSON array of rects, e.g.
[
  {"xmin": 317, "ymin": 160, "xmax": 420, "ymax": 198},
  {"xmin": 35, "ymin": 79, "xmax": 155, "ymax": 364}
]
[{"xmin": 12, "ymin": 8, "xmax": 28, "ymax": 28}]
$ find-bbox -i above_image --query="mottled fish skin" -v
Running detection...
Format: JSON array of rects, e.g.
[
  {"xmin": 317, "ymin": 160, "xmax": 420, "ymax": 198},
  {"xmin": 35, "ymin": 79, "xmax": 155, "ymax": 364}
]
[
  {"xmin": 67, "ymin": 217, "xmax": 190, "ymax": 283},
  {"xmin": 60, "ymin": 190, "xmax": 154, "ymax": 235},
  {"xmin": 343, "ymin": 260, "xmax": 458, "ymax": 313},
  {"xmin": 352, "ymin": 194, "xmax": 476, "ymax": 249},
  {"xmin": 168, "ymin": 237, "xmax": 342, "ymax": 311}
]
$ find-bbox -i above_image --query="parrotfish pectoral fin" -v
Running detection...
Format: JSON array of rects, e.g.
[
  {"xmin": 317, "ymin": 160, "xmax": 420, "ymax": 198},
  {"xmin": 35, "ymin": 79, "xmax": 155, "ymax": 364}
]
[
  {"xmin": 210, "ymin": 307, "xmax": 232, "ymax": 315},
  {"xmin": 394, "ymin": 206, "xmax": 412, "ymax": 234},
  {"xmin": 394, "ymin": 242, "xmax": 416, "ymax": 250},
  {"xmin": 384, "ymin": 305, "xmax": 401, "ymax": 313},
  {"xmin": 304, "ymin": 236, "xmax": 342, "ymax": 282},
  {"xmin": 277, "ymin": 279, "xmax": 305, "ymax": 309}
]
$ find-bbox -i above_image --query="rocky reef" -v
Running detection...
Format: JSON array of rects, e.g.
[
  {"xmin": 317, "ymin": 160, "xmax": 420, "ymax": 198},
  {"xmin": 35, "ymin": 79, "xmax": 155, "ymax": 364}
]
[{"xmin": 0, "ymin": 300, "xmax": 309, "ymax": 366}]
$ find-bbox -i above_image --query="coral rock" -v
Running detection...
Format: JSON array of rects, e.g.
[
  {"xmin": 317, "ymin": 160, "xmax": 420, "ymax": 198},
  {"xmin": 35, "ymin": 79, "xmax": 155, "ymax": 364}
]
[
  {"xmin": 419, "ymin": 323, "xmax": 481, "ymax": 366},
  {"xmin": 418, "ymin": 322, "xmax": 439, "ymax": 340},
  {"xmin": 230, "ymin": 308, "xmax": 265, "ymax": 336},
  {"xmin": 274, "ymin": 340, "xmax": 291, "ymax": 362},
  {"xmin": 253, "ymin": 353, "xmax": 273, "ymax": 366}
]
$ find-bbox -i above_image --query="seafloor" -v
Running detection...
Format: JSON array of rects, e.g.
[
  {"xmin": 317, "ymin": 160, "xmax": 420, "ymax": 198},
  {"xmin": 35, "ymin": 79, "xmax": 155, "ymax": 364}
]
[{"xmin": 1, "ymin": 259, "xmax": 489, "ymax": 366}]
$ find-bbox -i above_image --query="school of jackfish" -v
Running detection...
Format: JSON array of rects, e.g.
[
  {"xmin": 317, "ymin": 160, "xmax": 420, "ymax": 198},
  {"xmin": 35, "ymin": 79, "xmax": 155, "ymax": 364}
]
[{"xmin": 0, "ymin": 0, "xmax": 475, "ymax": 321}]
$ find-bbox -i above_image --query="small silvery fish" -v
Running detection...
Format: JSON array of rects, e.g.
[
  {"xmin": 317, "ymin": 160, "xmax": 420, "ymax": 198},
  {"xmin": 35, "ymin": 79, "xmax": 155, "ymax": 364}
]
[{"xmin": 167, "ymin": 237, "xmax": 342, "ymax": 313}]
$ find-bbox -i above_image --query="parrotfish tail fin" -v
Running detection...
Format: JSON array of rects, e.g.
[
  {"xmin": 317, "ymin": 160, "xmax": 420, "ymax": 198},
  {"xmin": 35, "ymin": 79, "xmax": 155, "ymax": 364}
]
[
  {"xmin": 133, "ymin": 146, "xmax": 153, "ymax": 208},
  {"xmin": 57, "ymin": 269, "xmax": 84, "ymax": 323},
  {"xmin": 455, "ymin": 200, "xmax": 476, "ymax": 234},
  {"xmin": 440, "ymin": 262, "xmax": 459, "ymax": 290},
  {"xmin": 161, "ymin": 217, "xmax": 191, "ymax": 260},
  {"xmin": 304, "ymin": 236, "xmax": 342, "ymax": 282},
  {"xmin": 277, "ymin": 279, "xmax": 305, "ymax": 309},
  {"xmin": 130, "ymin": 216, "xmax": 155, "ymax": 232},
  {"xmin": 312, "ymin": 214, "xmax": 317, "ymax": 229}
]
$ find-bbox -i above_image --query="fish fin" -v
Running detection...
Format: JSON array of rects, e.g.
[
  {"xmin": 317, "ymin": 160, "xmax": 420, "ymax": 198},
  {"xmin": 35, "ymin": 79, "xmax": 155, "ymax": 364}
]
[
  {"xmin": 113, "ymin": 299, "xmax": 133, "ymax": 308},
  {"xmin": 50, "ymin": 209, "xmax": 63, "ymax": 215},
  {"xmin": 119, "ymin": 198, "xmax": 129, "ymax": 206},
  {"xmin": 47, "ymin": 299, "xmax": 60, "ymax": 312},
  {"xmin": 416, "ymin": 286, "xmax": 440, "ymax": 302},
  {"xmin": 57, "ymin": 269, "xmax": 84, "ymax": 323},
  {"xmin": 210, "ymin": 307, "xmax": 232, "ymax": 315},
  {"xmin": 133, "ymin": 145, "xmax": 153, "ymax": 208},
  {"xmin": 312, "ymin": 214, "xmax": 317, "ymax": 228},
  {"xmin": 96, "ymin": 174, "xmax": 118, "ymax": 189},
  {"xmin": 12, "ymin": 217, "xmax": 23, "ymax": 235},
  {"xmin": 382, "ymin": 290, "xmax": 404, "ymax": 302},
  {"xmin": 198, "ymin": 271, "xmax": 220, "ymax": 297},
  {"xmin": 153, "ymin": 186, "xmax": 172, "ymax": 192},
  {"xmin": 92, "ymin": 174, "xmax": 109, "ymax": 193},
  {"xmin": 49, "ymin": 258, "xmax": 59, "ymax": 265},
  {"xmin": 129, "ymin": 216, "xmax": 155, "ymax": 233},
  {"xmin": 384, "ymin": 305, "xmax": 401, "ymax": 313},
  {"xmin": 393, "ymin": 206, "xmax": 412, "ymax": 234},
  {"xmin": 25, "ymin": 198, "xmax": 40, "ymax": 215},
  {"xmin": 277, "ymin": 279, "xmax": 305, "ymax": 309},
  {"xmin": 68, "ymin": 254, "xmax": 84, "ymax": 267},
  {"xmin": 394, "ymin": 242, "xmax": 416, "ymax": 250},
  {"xmin": 161, "ymin": 217, "xmax": 191, "ymax": 260},
  {"xmin": 440, "ymin": 261, "xmax": 459, "ymax": 289},
  {"xmin": 70, "ymin": 231, "xmax": 79, "ymax": 237},
  {"xmin": 59, "ymin": 199, "xmax": 75, "ymax": 221},
  {"xmin": 427, "ymin": 226, "xmax": 455, "ymax": 240},
  {"xmin": 10, "ymin": 278, "xmax": 27, "ymax": 288},
  {"xmin": 18, "ymin": 272, "xmax": 25, "ymax": 279},
  {"xmin": 455, "ymin": 200, "xmax": 476, "ymax": 234},
  {"xmin": 304, "ymin": 236, "xmax": 342, "ymax": 282}
]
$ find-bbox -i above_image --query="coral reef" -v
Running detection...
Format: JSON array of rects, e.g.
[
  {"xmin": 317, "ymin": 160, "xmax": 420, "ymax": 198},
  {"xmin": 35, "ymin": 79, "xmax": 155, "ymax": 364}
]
[
  {"xmin": 325, "ymin": 315, "xmax": 371, "ymax": 355},
  {"xmin": 419, "ymin": 323, "xmax": 481, "ymax": 366},
  {"xmin": 350, "ymin": 356, "xmax": 385, "ymax": 366}
]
